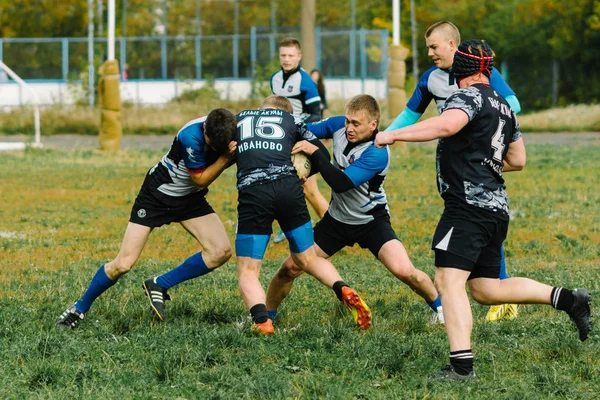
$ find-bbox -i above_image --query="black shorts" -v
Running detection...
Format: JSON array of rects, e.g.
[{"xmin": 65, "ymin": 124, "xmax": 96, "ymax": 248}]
[
  {"xmin": 432, "ymin": 205, "xmax": 508, "ymax": 279},
  {"xmin": 314, "ymin": 212, "xmax": 398, "ymax": 258},
  {"xmin": 237, "ymin": 176, "xmax": 310, "ymax": 235},
  {"xmin": 130, "ymin": 188, "xmax": 214, "ymax": 228}
]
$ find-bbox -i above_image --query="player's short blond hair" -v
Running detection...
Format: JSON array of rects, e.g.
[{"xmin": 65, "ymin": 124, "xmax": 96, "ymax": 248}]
[
  {"xmin": 279, "ymin": 37, "xmax": 301, "ymax": 51},
  {"xmin": 345, "ymin": 94, "xmax": 380, "ymax": 123},
  {"xmin": 261, "ymin": 95, "xmax": 293, "ymax": 114},
  {"xmin": 425, "ymin": 20, "xmax": 461, "ymax": 44}
]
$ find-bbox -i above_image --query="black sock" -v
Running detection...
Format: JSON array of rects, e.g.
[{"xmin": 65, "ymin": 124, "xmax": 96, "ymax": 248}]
[
  {"xmin": 250, "ymin": 304, "xmax": 269, "ymax": 324},
  {"xmin": 332, "ymin": 280, "xmax": 348, "ymax": 302},
  {"xmin": 551, "ymin": 287, "xmax": 574, "ymax": 311},
  {"xmin": 450, "ymin": 350, "xmax": 474, "ymax": 375}
]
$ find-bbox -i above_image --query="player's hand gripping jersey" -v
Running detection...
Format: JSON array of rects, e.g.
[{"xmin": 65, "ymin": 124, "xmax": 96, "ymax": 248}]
[
  {"xmin": 437, "ymin": 84, "xmax": 521, "ymax": 219},
  {"xmin": 235, "ymin": 109, "xmax": 319, "ymax": 190},
  {"xmin": 307, "ymin": 116, "xmax": 391, "ymax": 225},
  {"xmin": 141, "ymin": 117, "xmax": 220, "ymax": 205}
]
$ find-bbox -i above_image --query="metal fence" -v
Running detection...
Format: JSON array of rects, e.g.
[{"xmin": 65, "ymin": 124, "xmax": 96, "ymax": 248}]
[{"xmin": 0, "ymin": 28, "xmax": 388, "ymax": 82}]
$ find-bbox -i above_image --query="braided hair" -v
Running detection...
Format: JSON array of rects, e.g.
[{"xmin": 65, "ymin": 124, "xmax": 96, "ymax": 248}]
[{"xmin": 452, "ymin": 40, "xmax": 495, "ymax": 80}]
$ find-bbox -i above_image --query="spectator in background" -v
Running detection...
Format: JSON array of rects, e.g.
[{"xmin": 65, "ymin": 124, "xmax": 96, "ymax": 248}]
[{"xmin": 310, "ymin": 69, "xmax": 329, "ymax": 119}]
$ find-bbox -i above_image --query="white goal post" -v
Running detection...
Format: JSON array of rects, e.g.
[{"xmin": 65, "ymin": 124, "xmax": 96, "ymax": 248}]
[{"xmin": 0, "ymin": 60, "xmax": 42, "ymax": 150}]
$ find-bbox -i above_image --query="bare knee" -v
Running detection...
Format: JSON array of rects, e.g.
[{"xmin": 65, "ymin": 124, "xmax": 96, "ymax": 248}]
[
  {"xmin": 276, "ymin": 258, "xmax": 304, "ymax": 281},
  {"xmin": 205, "ymin": 243, "xmax": 232, "ymax": 268},
  {"xmin": 107, "ymin": 256, "xmax": 136, "ymax": 276},
  {"xmin": 214, "ymin": 243, "xmax": 233, "ymax": 265},
  {"xmin": 391, "ymin": 264, "xmax": 416, "ymax": 283},
  {"xmin": 434, "ymin": 273, "xmax": 452, "ymax": 297},
  {"xmin": 469, "ymin": 283, "xmax": 495, "ymax": 305}
]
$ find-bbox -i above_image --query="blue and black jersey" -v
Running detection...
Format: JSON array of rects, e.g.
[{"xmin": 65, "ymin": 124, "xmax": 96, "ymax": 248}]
[
  {"xmin": 270, "ymin": 67, "xmax": 322, "ymax": 122},
  {"xmin": 308, "ymin": 116, "xmax": 391, "ymax": 225},
  {"xmin": 235, "ymin": 108, "xmax": 317, "ymax": 190},
  {"xmin": 141, "ymin": 117, "xmax": 219, "ymax": 205}
]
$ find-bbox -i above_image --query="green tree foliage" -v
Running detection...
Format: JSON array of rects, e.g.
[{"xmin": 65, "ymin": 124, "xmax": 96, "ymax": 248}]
[{"xmin": 0, "ymin": 0, "xmax": 598, "ymax": 109}]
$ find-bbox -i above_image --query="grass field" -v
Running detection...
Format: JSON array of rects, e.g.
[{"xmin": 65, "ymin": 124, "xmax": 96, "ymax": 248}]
[{"xmin": 1, "ymin": 142, "xmax": 599, "ymax": 399}]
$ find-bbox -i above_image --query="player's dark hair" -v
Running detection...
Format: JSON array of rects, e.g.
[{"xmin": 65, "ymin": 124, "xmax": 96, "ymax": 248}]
[
  {"xmin": 204, "ymin": 108, "xmax": 236, "ymax": 154},
  {"xmin": 425, "ymin": 20, "xmax": 461, "ymax": 44},
  {"xmin": 261, "ymin": 95, "xmax": 293, "ymax": 114},
  {"xmin": 346, "ymin": 94, "xmax": 380, "ymax": 123},
  {"xmin": 279, "ymin": 37, "xmax": 301, "ymax": 51},
  {"xmin": 452, "ymin": 40, "xmax": 495, "ymax": 79}
]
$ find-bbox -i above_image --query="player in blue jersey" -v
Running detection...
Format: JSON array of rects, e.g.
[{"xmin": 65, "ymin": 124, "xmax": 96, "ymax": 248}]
[
  {"xmin": 234, "ymin": 95, "xmax": 371, "ymax": 335},
  {"xmin": 56, "ymin": 109, "xmax": 238, "ymax": 328},
  {"xmin": 271, "ymin": 38, "xmax": 329, "ymax": 244},
  {"xmin": 265, "ymin": 94, "xmax": 444, "ymax": 325},
  {"xmin": 387, "ymin": 21, "xmax": 521, "ymax": 322},
  {"xmin": 376, "ymin": 40, "xmax": 591, "ymax": 380}
]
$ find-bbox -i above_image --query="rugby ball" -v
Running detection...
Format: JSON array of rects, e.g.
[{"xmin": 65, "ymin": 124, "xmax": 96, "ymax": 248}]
[{"xmin": 291, "ymin": 153, "xmax": 311, "ymax": 179}]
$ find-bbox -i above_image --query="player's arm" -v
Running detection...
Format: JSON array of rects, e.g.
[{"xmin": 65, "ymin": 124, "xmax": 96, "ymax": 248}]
[
  {"xmin": 296, "ymin": 119, "xmax": 331, "ymax": 173},
  {"xmin": 292, "ymin": 141, "xmax": 354, "ymax": 192},
  {"xmin": 503, "ymin": 137, "xmax": 526, "ymax": 172},
  {"xmin": 189, "ymin": 141, "xmax": 237, "ymax": 189},
  {"xmin": 376, "ymin": 109, "xmax": 468, "ymax": 146},
  {"xmin": 302, "ymin": 77, "xmax": 322, "ymax": 122},
  {"xmin": 384, "ymin": 68, "xmax": 435, "ymax": 131},
  {"xmin": 307, "ymin": 116, "xmax": 345, "ymax": 139},
  {"xmin": 385, "ymin": 108, "xmax": 422, "ymax": 131},
  {"xmin": 490, "ymin": 67, "xmax": 521, "ymax": 114},
  {"xmin": 503, "ymin": 118, "xmax": 526, "ymax": 172}
]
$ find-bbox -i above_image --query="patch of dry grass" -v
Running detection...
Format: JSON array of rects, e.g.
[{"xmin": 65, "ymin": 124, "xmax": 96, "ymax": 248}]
[{"xmin": 516, "ymin": 104, "xmax": 600, "ymax": 132}]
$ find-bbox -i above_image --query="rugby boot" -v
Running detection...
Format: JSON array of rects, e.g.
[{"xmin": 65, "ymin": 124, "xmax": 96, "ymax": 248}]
[
  {"xmin": 253, "ymin": 318, "xmax": 275, "ymax": 336},
  {"xmin": 143, "ymin": 277, "xmax": 172, "ymax": 321},
  {"xmin": 566, "ymin": 288, "xmax": 591, "ymax": 341},
  {"xmin": 56, "ymin": 304, "xmax": 85, "ymax": 329},
  {"xmin": 341, "ymin": 286, "xmax": 372, "ymax": 330},
  {"xmin": 429, "ymin": 364, "xmax": 477, "ymax": 381}
]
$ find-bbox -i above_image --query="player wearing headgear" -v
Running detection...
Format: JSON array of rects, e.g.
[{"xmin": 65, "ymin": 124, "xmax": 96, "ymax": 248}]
[
  {"xmin": 266, "ymin": 94, "xmax": 444, "ymax": 325},
  {"xmin": 57, "ymin": 109, "xmax": 238, "ymax": 328},
  {"xmin": 234, "ymin": 95, "xmax": 371, "ymax": 335},
  {"xmin": 376, "ymin": 40, "xmax": 591, "ymax": 380},
  {"xmin": 387, "ymin": 21, "xmax": 522, "ymax": 322}
]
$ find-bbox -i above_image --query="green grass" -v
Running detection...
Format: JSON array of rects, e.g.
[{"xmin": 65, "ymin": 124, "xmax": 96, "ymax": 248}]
[{"xmin": 1, "ymin": 143, "xmax": 599, "ymax": 398}]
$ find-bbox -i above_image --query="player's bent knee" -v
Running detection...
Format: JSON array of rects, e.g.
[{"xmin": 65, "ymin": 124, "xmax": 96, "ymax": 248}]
[
  {"xmin": 212, "ymin": 245, "xmax": 232, "ymax": 265},
  {"xmin": 277, "ymin": 262, "xmax": 304, "ymax": 280},
  {"xmin": 469, "ymin": 286, "xmax": 496, "ymax": 305},
  {"xmin": 110, "ymin": 257, "xmax": 136, "ymax": 275}
]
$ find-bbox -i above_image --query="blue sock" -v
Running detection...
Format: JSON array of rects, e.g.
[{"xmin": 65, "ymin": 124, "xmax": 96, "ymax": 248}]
[
  {"xmin": 75, "ymin": 265, "xmax": 117, "ymax": 314},
  {"xmin": 499, "ymin": 245, "xmax": 509, "ymax": 280},
  {"xmin": 156, "ymin": 252, "xmax": 212, "ymax": 289},
  {"xmin": 267, "ymin": 309, "xmax": 278, "ymax": 320},
  {"xmin": 427, "ymin": 296, "xmax": 442, "ymax": 312}
]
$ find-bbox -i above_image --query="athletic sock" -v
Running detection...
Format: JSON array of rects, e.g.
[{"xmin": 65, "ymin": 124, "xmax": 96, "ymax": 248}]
[
  {"xmin": 450, "ymin": 349, "xmax": 474, "ymax": 375},
  {"xmin": 267, "ymin": 309, "xmax": 278, "ymax": 321},
  {"xmin": 75, "ymin": 264, "xmax": 117, "ymax": 314},
  {"xmin": 499, "ymin": 245, "xmax": 509, "ymax": 280},
  {"xmin": 551, "ymin": 287, "xmax": 575, "ymax": 311},
  {"xmin": 332, "ymin": 280, "xmax": 348, "ymax": 302},
  {"xmin": 427, "ymin": 296, "xmax": 442, "ymax": 312},
  {"xmin": 250, "ymin": 304, "xmax": 269, "ymax": 324},
  {"xmin": 156, "ymin": 252, "xmax": 212, "ymax": 290}
]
